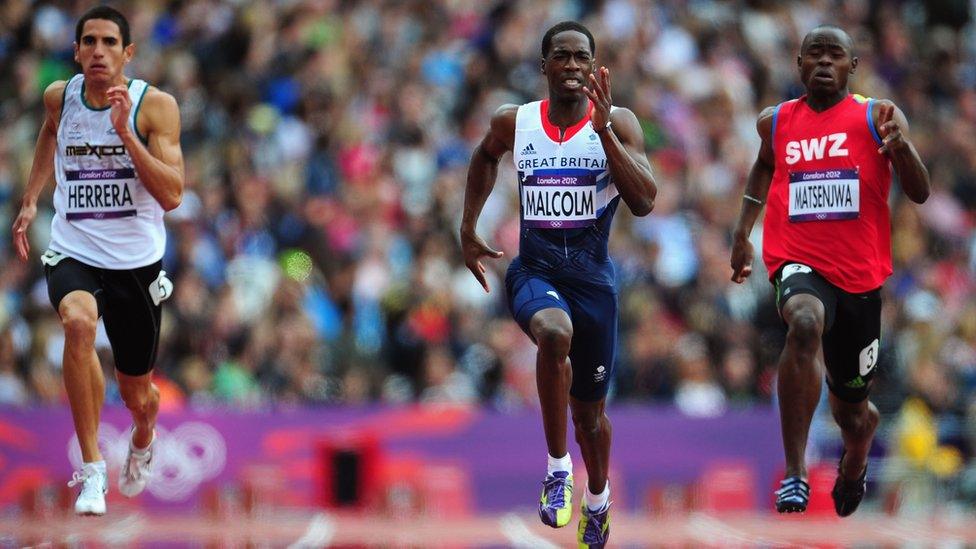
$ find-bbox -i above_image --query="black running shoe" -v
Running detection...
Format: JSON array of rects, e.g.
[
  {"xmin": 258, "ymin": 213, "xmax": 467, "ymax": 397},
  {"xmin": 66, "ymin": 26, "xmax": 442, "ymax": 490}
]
[
  {"xmin": 831, "ymin": 451, "xmax": 867, "ymax": 517},
  {"xmin": 775, "ymin": 476, "xmax": 810, "ymax": 513}
]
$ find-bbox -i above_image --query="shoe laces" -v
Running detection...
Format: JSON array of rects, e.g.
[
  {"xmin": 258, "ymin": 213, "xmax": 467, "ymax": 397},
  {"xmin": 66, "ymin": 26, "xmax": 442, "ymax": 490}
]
[
  {"xmin": 68, "ymin": 467, "xmax": 103, "ymax": 495},
  {"xmin": 775, "ymin": 477, "xmax": 810, "ymax": 503},
  {"xmin": 543, "ymin": 472, "xmax": 569, "ymax": 508},
  {"xmin": 582, "ymin": 501, "xmax": 611, "ymax": 543},
  {"xmin": 124, "ymin": 449, "xmax": 150, "ymax": 481},
  {"xmin": 67, "ymin": 469, "xmax": 91, "ymax": 488}
]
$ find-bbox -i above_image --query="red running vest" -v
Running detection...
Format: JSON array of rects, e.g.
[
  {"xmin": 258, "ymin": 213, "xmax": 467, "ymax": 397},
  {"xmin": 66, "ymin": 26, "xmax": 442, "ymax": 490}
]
[{"xmin": 763, "ymin": 94, "xmax": 892, "ymax": 293}]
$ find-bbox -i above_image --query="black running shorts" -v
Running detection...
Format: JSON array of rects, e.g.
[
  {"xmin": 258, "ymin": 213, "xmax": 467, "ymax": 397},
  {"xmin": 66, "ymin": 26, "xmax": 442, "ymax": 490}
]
[
  {"xmin": 774, "ymin": 262, "xmax": 882, "ymax": 403},
  {"xmin": 45, "ymin": 253, "xmax": 167, "ymax": 376}
]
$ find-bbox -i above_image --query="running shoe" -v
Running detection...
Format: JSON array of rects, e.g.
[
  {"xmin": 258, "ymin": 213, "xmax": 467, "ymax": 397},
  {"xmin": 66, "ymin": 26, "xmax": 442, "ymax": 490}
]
[
  {"xmin": 69, "ymin": 463, "xmax": 107, "ymax": 516},
  {"xmin": 539, "ymin": 470, "xmax": 573, "ymax": 528},
  {"xmin": 119, "ymin": 429, "xmax": 155, "ymax": 497},
  {"xmin": 775, "ymin": 475, "xmax": 810, "ymax": 513},
  {"xmin": 831, "ymin": 451, "xmax": 867, "ymax": 517},
  {"xmin": 577, "ymin": 501, "xmax": 610, "ymax": 548}
]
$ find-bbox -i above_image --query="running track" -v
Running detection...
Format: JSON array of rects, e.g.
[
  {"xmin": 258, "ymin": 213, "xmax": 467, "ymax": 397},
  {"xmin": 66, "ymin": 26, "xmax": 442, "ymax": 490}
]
[{"xmin": 4, "ymin": 510, "xmax": 975, "ymax": 546}]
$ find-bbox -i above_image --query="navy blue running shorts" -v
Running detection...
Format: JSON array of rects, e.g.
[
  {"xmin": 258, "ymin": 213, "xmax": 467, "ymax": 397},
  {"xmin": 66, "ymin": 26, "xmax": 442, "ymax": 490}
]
[{"xmin": 505, "ymin": 259, "xmax": 618, "ymax": 402}]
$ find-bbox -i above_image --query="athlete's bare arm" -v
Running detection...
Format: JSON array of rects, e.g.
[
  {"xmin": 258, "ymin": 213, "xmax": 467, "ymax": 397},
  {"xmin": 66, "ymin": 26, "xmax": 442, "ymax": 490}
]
[
  {"xmin": 872, "ymin": 100, "xmax": 929, "ymax": 204},
  {"xmin": 109, "ymin": 85, "xmax": 184, "ymax": 211},
  {"xmin": 730, "ymin": 106, "xmax": 776, "ymax": 283},
  {"xmin": 460, "ymin": 104, "xmax": 516, "ymax": 293},
  {"xmin": 11, "ymin": 80, "xmax": 67, "ymax": 262},
  {"xmin": 583, "ymin": 67, "xmax": 656, "ymax": 216}
]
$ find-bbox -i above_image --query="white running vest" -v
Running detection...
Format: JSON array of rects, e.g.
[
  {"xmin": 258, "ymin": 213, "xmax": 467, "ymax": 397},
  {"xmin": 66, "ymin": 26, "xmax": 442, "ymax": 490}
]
[
  {"xmin": 51, "ymin": 74, "xmax": 165, "ymax": 269},
  {"xmin": 514, "ymin": 100, "xmax": 618, "ymax": 229}
]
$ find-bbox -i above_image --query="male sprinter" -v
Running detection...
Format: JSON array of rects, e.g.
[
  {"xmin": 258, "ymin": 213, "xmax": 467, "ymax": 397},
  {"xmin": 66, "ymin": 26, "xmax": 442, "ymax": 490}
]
[
  {"xmin": 461, "ymin": 21, "xmax": 656, "ymax": 547},
  {"xmin": 12, "ymin": 6, "xmax": 183, "ymax": 515},
  {"xmin": 730, "ymin": 25, "xmax": 929, "ymax": 515}
]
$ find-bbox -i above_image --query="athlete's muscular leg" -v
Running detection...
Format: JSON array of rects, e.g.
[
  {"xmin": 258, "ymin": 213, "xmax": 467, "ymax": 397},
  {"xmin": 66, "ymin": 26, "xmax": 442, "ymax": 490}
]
[
  {"xmin": 117, "ymin": 371, "xmax": 159, "ymax": 449},
  {"xmin": 778, "ymin": 294, "xmax": 826, "ymax": 479},
  {"xmin": 59, "ymin": 291, "xmax": 105, "ymax": 463},
  {"xmin": 570, "ymin": 396, "xmax": 611, "ymax": 494},
  {"xmin": 530, "ymin": 308, "xmax": 573, "ymax": 459},
  {"xmin": 828, "ymin": 394, "xmax": 879, "ymax": 480}
]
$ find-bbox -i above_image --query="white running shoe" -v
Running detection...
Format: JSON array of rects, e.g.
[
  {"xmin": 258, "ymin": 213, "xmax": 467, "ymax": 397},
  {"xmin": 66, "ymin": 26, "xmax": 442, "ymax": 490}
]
[
  {"xmin": 119, "ymin": 429, "xmax": 155, "ymax": 498},
  {"xmin": 68, "ymin": 462, "xmax": 107, "ymax": 516}
]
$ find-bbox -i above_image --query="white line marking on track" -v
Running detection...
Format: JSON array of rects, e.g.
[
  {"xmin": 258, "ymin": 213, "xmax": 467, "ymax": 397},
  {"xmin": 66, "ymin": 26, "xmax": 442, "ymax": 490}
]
[{"xmin": 288, "ymin": 512, "xmax": 335, "ymax": 548}]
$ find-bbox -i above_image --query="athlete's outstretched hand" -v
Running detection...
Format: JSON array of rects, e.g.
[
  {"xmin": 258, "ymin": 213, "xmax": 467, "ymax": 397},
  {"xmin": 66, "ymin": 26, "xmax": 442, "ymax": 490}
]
[
  {"xmin": 461, "ymin": 231, "xmax": 503, "ymax": 293},
  {"xmin": 876, "ymin": 102, "xmax": 904, "ymax": 155},
  {"xmin": 583, "ymin": 66, "xmax": 611, "ymax": 131},
  {"xmin": 730, "ymin": 236, "xmax": 754, "ymax": 284},
  {"xmin": 107, "ymin": 85, "xmax": 132, "ymax": 138},
  {"xmin": 11, "ymin": 200, "xmax": 37, "ymax": 262}
]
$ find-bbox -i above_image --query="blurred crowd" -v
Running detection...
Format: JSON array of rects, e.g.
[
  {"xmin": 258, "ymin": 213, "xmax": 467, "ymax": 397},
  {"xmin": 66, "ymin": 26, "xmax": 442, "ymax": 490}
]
[{"xmin": 0, "ymin": 0, "xmax": 975, "ymax": 505}]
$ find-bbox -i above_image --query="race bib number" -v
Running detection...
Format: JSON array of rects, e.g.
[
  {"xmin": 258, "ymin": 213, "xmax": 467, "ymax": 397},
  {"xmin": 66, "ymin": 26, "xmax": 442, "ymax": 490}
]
[
  {"xmin": 788, "ymin": 169, "xmax": 859, "ymax": 222},
  {"xmin": 521, "ymin": 173, "xmax": 597, "ymax": 229},
  {"xmin": 859, "ymin": 338, "xmax": 879, "ymax": 376},
  {"xmin": 63, "ymin": 168, "xmax": 137, "ymax": 220}
]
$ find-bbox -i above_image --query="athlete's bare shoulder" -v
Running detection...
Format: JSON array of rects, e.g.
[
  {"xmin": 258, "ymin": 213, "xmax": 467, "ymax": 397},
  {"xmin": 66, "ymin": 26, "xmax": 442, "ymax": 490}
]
[
  {"xmin": 485, "ymin": 103, "xmax": 519, "ymax": 155},
  {"xmin": 489, "ymin": 104, "xmax": 518, "ymax": 134},
  {"xmin": 756, "ymin": 106, "xmax": 776, "ymax": 141},
  {"xmin": 137, "ymin": 86, "xmax": 181, "ymax": 137},
  {"xmin": 141, "ymin": 86, "xmax": 180, "ymax": 118},
  {"xmin": 43, "ymin": 80, "xmax": 69, "ymax": 124}
]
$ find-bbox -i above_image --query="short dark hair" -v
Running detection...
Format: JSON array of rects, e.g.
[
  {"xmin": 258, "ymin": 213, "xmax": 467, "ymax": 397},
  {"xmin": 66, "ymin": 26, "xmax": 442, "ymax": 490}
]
[
  {"xmin": 801, "ymin": 24, "xmax": 854, "ymax": 56},
  {"xmin": 76, "ymin": 5, "xmax": 131, "ymax": 47},
  {"xmin": 541, "ymin": 21, "xmax": 595, "ymax": 58}
]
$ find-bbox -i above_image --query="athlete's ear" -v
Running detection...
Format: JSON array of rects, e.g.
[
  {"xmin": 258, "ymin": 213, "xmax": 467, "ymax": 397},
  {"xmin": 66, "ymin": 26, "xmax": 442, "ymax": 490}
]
[
  {"xmin": 124, "ymin": 43, "xmax": 135, "ymax": 65},
  {"xmin": 540, "ymin": 58, "xmax": 545, "ymax": 73},
  {"xmin": 850, "ymin": 56, "xmax": 858, "ymax": 73},
  {"xmin": 74, "ymin": 42, "xmax": 80, "ymax": 64}
]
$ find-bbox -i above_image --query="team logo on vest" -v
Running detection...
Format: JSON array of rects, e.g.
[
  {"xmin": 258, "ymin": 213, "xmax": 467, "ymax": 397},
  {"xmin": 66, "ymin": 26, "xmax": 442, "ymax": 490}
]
[
  {"xmin": 65, "ymin": 143, "xmax": 127, "ymax": 158},
  {"xmin": 785, "ymin": 133, "xmax": 848, "ymax": 165},
  {"xmin": 67, "ymin": 122, "xmax": 83, "ymax": 139}
]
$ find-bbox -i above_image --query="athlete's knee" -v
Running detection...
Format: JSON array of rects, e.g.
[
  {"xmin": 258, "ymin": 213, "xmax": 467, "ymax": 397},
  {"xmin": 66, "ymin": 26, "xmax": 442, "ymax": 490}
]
[
  {"xmin": 60, "ymin": 302, "xmax": 98, "ymax": 346},
  {"xmin": 785, "ymin": 307, "xmax": 823, "ymax": 351},
  {"xmin": 533, "ymin": 322, "xmax": 573, "ymax": 357},
  {"xmin": 120, "ymin": 382, "xmax": 156, "ymax": 415},
  {"xmin": 571, "ymin": 408, "xmax": 605, "ymax": 437}
]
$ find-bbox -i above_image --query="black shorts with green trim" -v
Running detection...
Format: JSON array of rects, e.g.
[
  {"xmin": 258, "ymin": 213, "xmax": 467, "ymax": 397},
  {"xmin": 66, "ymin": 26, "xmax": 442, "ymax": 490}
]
[{"xmin": 774, "ymin": 262, "xmax": 882, "ymax": 403}]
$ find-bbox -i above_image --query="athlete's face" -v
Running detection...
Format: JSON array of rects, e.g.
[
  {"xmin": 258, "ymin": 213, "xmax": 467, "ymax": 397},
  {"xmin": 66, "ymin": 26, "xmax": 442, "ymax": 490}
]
[
  {"xmin": 542, "ymin": 31, "xmax": 594, "ymax": 100},
  {"xmin": 74, "ymin": 19, "xmax": 134, "ymax": 84},
  {"xmin": 797, "ymin": 29, "xmax": 858, "ymax": 96}
]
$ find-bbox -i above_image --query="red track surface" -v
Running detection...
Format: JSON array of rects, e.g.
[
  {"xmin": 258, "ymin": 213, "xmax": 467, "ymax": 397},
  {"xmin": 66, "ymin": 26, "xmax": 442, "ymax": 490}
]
[{"xmin": 4, "ymin": 510, "xmax": 975, "ymax": 547}]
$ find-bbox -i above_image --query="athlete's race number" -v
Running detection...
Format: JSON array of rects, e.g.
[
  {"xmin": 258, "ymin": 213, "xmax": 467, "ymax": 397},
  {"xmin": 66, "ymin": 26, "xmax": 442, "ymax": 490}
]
[{"xmin": 859, "ymin": 338, "xmax": 879, "ymax": 376}]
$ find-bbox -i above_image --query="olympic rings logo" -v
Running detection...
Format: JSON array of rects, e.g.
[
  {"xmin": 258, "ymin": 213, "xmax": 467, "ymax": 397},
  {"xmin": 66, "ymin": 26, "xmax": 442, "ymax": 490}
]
[{"xmin": 68, "ymin": 421, "xmax": 226, "ymax": 501}]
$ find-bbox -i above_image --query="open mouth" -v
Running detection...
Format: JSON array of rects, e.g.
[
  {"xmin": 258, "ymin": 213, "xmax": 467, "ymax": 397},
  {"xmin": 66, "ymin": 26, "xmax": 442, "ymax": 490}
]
[{"xmin": 562, "ymin": 77, "xmax": 583, "ymax": 90}]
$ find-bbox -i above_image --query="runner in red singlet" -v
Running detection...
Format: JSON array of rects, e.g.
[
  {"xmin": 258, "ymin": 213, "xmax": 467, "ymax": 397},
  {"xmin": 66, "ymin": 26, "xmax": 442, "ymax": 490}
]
[{"xmin": 729, "ymin": 25, "xmax": 929, "ymax": 515}]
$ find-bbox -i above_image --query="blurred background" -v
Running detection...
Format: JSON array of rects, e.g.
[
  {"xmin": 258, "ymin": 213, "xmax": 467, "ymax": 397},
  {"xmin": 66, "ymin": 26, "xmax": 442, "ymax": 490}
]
[{"xmin": 1, "ymin": 0, "xmax": 975, "ymax": 545}]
